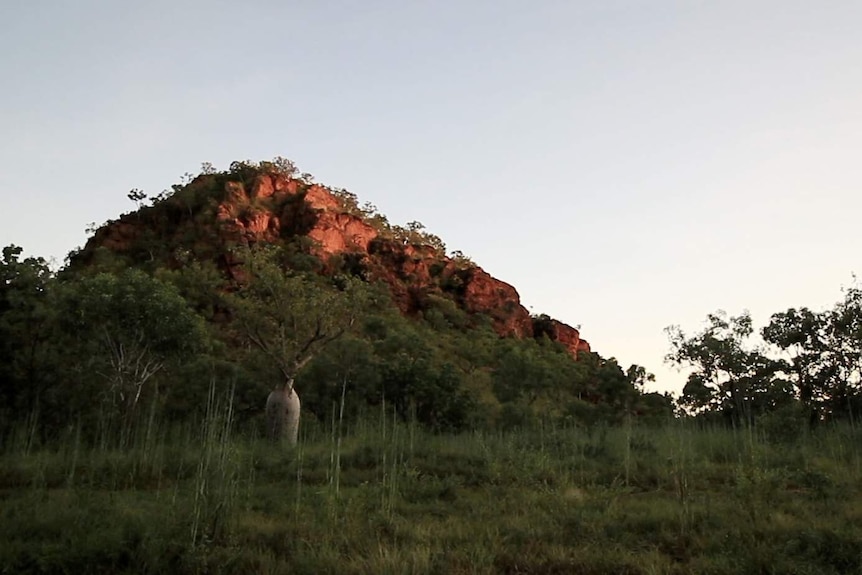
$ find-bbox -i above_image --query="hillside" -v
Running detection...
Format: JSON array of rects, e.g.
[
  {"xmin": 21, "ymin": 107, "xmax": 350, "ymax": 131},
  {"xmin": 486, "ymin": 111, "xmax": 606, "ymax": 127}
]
[
  {"xmin": 73, "ymin": 160, "xmax": 590, "ymax": 357},
  {"xmin": 2, "ymin": 156, "xmax": 859, "ymax": 570},
  {"xmin": 1, "ymin": 159, "xmax": 673, "ymax": 440}
]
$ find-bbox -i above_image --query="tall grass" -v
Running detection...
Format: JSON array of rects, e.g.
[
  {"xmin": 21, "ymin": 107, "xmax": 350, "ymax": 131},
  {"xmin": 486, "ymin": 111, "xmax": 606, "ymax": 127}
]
[{"xmin": 2, "ymin": 403, "xmax": 862, "ymax": 574}]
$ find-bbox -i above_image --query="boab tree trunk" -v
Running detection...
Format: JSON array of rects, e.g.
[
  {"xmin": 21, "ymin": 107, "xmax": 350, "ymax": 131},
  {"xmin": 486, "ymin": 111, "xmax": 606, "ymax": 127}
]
[{"xmin": 265, "ymin": 379, "xmax": 301, "ymax": 446}]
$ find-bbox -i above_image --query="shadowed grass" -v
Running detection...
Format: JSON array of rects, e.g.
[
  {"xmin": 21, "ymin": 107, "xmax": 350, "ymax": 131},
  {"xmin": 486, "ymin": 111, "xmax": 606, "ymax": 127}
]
[{"xmin": 1, "ymin": 413, "xmax": 861, "ymax": 574}]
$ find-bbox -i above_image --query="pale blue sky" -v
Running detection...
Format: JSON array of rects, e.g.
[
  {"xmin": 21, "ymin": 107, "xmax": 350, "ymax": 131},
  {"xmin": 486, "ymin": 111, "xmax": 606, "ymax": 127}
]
[{"xmin": 2, "ymin": 1, "xmax": 860, "ymax": 393}]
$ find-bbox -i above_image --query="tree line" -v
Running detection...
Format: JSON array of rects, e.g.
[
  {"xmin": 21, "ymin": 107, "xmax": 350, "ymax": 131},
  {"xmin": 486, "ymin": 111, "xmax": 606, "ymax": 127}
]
[
  {"xmin": 0, "ymin": 237, "xmax": 673, "ymax": 446},
  {"xmin": 666, "ymin": 281, "xmax": 862, "ymax": 428}
]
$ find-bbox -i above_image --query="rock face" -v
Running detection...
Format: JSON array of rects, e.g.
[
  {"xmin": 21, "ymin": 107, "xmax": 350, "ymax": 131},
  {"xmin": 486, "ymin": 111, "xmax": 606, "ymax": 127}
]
[
  {"xmin": 530, "ymin": 314, "xmax": 591, "ymax": 358},
  {"xmin": 79, "ymin": 171, "xmax": 589, "ymax": 357},
  {"xmin": 460, "ymin": 268, "xmax": 533, "ymax": 338},
  {"xmin": 547, "ymin": 320, "xmax": 591, "ymax": 357}
]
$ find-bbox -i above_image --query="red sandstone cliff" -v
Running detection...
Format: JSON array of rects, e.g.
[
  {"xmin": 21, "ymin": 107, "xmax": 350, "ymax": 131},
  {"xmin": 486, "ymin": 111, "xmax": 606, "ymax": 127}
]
[
  {"xmin": 80, "ymin": 171, "xmax": 589, "ymax": 357},
  {"xmin": 547, "ymin": 320, "xmax": 591, "ymax": 356}
]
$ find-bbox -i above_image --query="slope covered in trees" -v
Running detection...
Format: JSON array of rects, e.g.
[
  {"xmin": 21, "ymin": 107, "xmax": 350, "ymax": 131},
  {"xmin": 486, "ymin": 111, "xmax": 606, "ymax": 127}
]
[{"xmin": 1, "ymin": 159, "xmax": 672, "ymax": 442}]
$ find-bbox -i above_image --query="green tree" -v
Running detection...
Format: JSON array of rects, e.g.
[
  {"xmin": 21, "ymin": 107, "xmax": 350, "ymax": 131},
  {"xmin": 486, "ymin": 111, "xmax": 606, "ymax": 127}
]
[
  {"xmin": 59, "ymin": 269, "xmax": 208, "ymax": 431},
  {"xmin": 156, "ymin": 259, "xmax": 225, "ymax": 320},
  {"xmin": 127, "ymin": 188, "xmax": 147, "ymax": 208},
  {"xmin": 762, "ymin": 283, "xmax": 862, "ymax": 423},
  {"xmin": 297, "ymin": 335, "xmax": 381, "ymax": 423},
  {"xmin": 762, "ymin": 307, "xmax": 832, "ymax": 423},
  {"xmin": 666, "ymin": 311, "xmax": 785, "ymax": 424},
  {"xmin": 828, "ymin": 283, "xmax": 862, "ymax": 419},
  {"xmin": 626, "ymin": 364, "xmax": 655, "ymax": 392},
  {"xmin": 493, "ymin": 340, "xmax": 560, "ymax": 406},
  {"xmin": 0, "ymin": 246, "xmax": 58, "ymax": 427},
  {"xmin": 574, "ymin": 354, "xmax": 640, "ymax": 422},
  {"xmin": 367, "ymin": 319, "xmax": 476, "ymax": 431}
]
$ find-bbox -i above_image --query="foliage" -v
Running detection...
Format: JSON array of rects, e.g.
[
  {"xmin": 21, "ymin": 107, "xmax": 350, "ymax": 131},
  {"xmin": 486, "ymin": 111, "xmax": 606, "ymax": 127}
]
[
  {"xmin": 666, "ymin": 311, "xmax": 789, "ymax": 424},
  {"xmin": 763, "ymin": 284, "xmax": 862, "ymax": 422},
  {"xmin": 762, "ymin": 306, "xmax": 835, "ymax": 422},
  {"xmin": 448, "ymin": 249, "xmax": 474, "ymax": 267},
  {"xmin": 155, "ymin": 259, "xmax": 225, "ymax": 320},
  {"xmin": 669, "ymin": 283, "xmax": 862, "ymax": 424},
  {"xmin": 126, "ymin": 187, "xmax": 147, "ymax": 208},
  {"xmin": 226, "ymin": 245, "xmax": 370, "ymax": 384},
  {"xmin": 58, "ymin": 269, "xmax": 209, "ymax": 420},
  {"xmin": 0, "ymin": 246, "xmax": 57, "ymax": 424}
]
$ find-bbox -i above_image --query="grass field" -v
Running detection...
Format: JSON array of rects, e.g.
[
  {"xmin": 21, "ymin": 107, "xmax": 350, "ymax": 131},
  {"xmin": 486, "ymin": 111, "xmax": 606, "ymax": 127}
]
[{"xmin": 2, "ymin": 402, "xmax": 862, "ymax": 574}]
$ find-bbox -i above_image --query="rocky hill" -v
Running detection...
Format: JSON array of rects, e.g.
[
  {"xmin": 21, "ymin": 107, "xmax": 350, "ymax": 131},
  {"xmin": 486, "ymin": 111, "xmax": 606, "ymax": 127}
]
[{"xmin": 75, "ymin": 162, "xmax": 589, "ymax": 357}]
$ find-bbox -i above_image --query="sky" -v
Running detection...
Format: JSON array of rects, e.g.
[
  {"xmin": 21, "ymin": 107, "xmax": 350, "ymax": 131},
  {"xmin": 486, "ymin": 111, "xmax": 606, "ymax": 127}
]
[{"xmin": 1, "ymin": 1, "xmax": 860, "ymax": 394}]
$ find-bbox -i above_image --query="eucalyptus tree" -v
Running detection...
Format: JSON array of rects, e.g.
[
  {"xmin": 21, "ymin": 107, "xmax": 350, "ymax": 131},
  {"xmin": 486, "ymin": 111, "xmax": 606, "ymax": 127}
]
[
  {"xmin": 666, "ymin": 311, "xmax": 786, "ymax": 424},
  {"xmin": 762, "ymin": 307, "xmax": 832, "ymax": 422},
  {"xmin": 763, "ymin": 284, "xmax": 862, "ymax": 422}
]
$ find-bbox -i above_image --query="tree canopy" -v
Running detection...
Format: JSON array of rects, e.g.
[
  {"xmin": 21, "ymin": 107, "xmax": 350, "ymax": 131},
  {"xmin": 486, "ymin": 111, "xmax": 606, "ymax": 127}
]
[
  {"xmin": 667, "ymin": 282, "xmax": 862, "ymax": 425},
  {"xmin": 59, "ymin": 269, "xmax": 209, "ymax": 417}
]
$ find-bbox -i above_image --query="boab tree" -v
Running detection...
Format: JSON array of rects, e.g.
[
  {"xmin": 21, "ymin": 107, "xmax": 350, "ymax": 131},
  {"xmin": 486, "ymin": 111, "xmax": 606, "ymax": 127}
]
[{"xmin": 228, "ymin": 246, "xmax": 367, "ymax": 446}]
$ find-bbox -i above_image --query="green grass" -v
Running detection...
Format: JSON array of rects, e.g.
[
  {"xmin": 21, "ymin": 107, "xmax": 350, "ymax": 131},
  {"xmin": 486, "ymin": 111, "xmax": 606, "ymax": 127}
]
[{"xmin": 2, "ymin": 413, "xmax": 862, "ymax": 574}]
